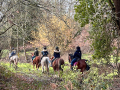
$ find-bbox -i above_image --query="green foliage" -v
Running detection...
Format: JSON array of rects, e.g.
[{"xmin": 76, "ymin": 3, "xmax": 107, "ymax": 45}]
[
  {"xmin": 1, "ymin": 49, "xmax": 9, "ymax": 58},
  {"xmin": 74, "ymin": 0, "xmax": 95, "ymax": 27},
  {"xmin": 74, "ymin": 0, "xmax": 120, "ymax": 66},
  {"xmin": 0, "ymin": 58, "xmax": 119, "ymax": 90}
]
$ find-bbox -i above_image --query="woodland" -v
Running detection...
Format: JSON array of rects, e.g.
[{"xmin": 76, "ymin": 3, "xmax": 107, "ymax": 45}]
[{"xmin": 0, "ymin": 0, "xmax": 120, "ymax": 90}]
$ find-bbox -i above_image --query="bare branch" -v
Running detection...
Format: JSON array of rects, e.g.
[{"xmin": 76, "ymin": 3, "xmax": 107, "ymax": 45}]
[{"xmin": 0, "ymin": 24, "xmax": 15, "ymax": 35}]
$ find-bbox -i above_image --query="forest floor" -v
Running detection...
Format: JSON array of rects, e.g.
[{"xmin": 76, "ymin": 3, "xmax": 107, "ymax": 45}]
[{"xmin": 0, "ymin": 58, "xmax": 120, "ymax": 90}]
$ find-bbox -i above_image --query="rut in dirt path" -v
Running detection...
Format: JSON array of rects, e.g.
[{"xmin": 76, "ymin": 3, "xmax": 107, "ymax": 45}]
[{"xmin": 16, "ymin": 70, "xmax": 63, "ymax": 84}]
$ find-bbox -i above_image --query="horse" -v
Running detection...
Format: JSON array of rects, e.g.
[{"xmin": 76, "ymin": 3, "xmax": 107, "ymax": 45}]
[
  {"xmin": 9, "ymin": 53, "xmax": 18, "ymax": 69},
  {"xmin": 41, "ymin": 56, "xmax": 50, "ymax": 74},
  {"xmin": 50, "ymin": 56, "xmax": 65, "ymax": 72},
  {"xmin": 31, "ymin": 53, "xmax": 41, "ymax": 69},
  {"xmin": 68, "ymin": 54, "xmax": 90, "ymax": 74}
]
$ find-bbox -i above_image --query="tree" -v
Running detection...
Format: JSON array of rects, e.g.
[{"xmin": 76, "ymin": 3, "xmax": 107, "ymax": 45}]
[
  {"xmin": 30, "ymin": 14, "xmax": 76, "ymax": 55},
  {"xmin": 74, "ymin": 0, "xmax": 120, "ymax": 74}
]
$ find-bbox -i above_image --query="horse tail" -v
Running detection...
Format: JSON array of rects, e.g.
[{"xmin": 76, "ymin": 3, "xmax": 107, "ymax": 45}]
[
  {"xmin": 58, "ymin": 59, "xmax": 61, "ymax": 70},
  {"xmin": 85, "ymin": 60, "xmax": 90, "ymax": 71},
  {"xmin": 45, "ymin": 58, "xmax": 49, "ymax": 67},
  {"xmin": 45, "ymin": 58, "xmax": 49, "ymax": 73},
  {"xmin": 58, "ymin": 58, "xmax": 64, "ymax": 71}
]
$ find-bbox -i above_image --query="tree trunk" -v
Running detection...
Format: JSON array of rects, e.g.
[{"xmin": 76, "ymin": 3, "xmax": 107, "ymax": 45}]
[
  {"xmin": 112, "ymin": 0, "xmax": 120, "ymax": 75},
  {"xmin": 0, "ymin": 49, "xmax": 2, "ymax": 59},
  {"xmin": 23, "ymin": 37, "xmax": 27, "ymax": 61},
  {"xmin": 113, "ymin": 0, "xmax": 120, "ymax": 33}
]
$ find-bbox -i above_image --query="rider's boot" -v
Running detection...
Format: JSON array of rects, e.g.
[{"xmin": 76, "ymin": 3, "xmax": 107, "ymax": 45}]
[{"xmin": 70, "ymin": 65, "xmax": 73, "ymax": 70}]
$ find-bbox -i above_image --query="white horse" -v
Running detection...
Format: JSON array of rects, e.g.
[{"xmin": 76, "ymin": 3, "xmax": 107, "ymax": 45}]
[
  {"xmin": 9, "ymin": 53, "xmax": 18, "ymax": 69},
  {"xmin": 41, "ymin": 57, "xmax": 50, "ymax": 74}
]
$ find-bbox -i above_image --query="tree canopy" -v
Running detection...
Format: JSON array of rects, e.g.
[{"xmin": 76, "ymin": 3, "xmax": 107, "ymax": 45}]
[{"xmin": 74, "ymin": 0, "xmax": 120, "ymax": 66}]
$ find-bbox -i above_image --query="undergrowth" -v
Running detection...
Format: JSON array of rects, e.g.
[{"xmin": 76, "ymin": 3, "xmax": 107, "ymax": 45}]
[{"xmin": 0, "ymin": 60, "xmax": 118, "ymax": 90}]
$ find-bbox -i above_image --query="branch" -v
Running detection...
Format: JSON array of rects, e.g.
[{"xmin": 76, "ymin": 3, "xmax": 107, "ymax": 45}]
[
  {"xmin": 108, "ymin": 0, "xmax": 115, "ymax": 9},
  {"xmin": 0, "ymin": 24, "xmax": 15, "ymax": 35},
  {"xmin": 20, "ymin": 0, "xmax": 71, "ymax": 29}
]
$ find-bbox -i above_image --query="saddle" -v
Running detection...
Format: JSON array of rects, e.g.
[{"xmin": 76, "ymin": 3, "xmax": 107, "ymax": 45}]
[
  {"xmin": 41, "ymin": 55, "xmax": 48, "ymax": 60},
  {"xmin": 73, "ymin": 58, "xmax": 81, "ymax": 66},
  {"xmin": 77, "ymin": 58, "xmax": 81, "ymax": 61}
]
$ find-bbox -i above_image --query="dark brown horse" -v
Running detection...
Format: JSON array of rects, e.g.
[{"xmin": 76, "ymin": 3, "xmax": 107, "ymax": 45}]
[
  {"xmin": 68, "ymin": 54, "xmax": 90, "ymax": 73},
  {"xmin": 31, "ymin": 53, "xmax": 41, "ymax": 69},
  {"xmin": 50, "ymin": 56, "xmax": 65, "ymax": 72}
]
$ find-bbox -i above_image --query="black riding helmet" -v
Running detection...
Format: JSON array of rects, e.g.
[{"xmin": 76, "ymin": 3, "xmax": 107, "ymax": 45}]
[
  {"xmin": 76, "ymin": 46, "xmax": 80, "ymax": 50},
  {"xmin": 12, "ymin": 47, "xmax": 14, "ymax": 50},
  {"xmin": 35, "ymin": 48, "xmax": 38, "ymax": 50},
  {"xmin": 44, "ymin": 46, "xmax": 47, "ymax": 50},
  {"xmin": 55, "ymin": 46, "xmax": 59, "ymax": 51}
]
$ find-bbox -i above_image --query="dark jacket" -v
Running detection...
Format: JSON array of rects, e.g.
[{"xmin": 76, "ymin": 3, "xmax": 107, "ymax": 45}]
[
  {"xmin": 41, "ymin": 50, "xmax": 48, "ymax": 56},
  {"xmin": 73, "ymin": 47, "xmax": 82, "ymax": 59},
  {"xmin": 9, "ymin": 50, "xmax": 16, "ymax": 58},
  {"xmin": 34, "ymin": 50, "xmax": 39, "ymax": 56},
  {"xmin": 53, "ymin": 50, "xmax": 60, "ymax": 58}
]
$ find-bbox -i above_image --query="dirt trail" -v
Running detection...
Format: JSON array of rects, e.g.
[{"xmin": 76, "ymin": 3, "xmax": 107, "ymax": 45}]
[{"xmin": 111, "ymin": 77, "xmax": 120, "ymax": 90}]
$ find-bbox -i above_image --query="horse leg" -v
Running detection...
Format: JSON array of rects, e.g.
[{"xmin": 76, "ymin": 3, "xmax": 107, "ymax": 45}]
[
  {"xmin": 14, "ymin": 59, "xmax": 17, "ymax": 70},
  {"xmin": 81, "ymin": 67, "xmax": 86, "ymax": 74},
  {"xmin": 36, "ymin": 63, "xmax": 38, "ymax": 70},
  {"xmin": 33, "ymin": 64, "xmax": 35, "ymax": 69},
  {"xmin": 15, "ymin": 58, "xmax": 18, "ymax": 70},
  {"xmin": 42, "ymin": 64, "xmax": 44, "ymax": 73},
  {"xmin": 46, "ymin": 65, "xmax": 49, "ymax": 75},
  {"xmin": 10, "ymin": 61, "xmax": 11, "ymax": 67},
  {"xmin": 36, "ymin": 64, "xmax": 38, "ymax": 70}
]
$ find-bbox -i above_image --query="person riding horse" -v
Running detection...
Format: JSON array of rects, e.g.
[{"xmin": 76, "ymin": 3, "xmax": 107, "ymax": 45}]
[
  {"xmin": 70, "ymin": 46, "xmax": 82, "ymax": 70},
  {"xmin": 41, "ymin": 46, "xmax": 49, "ymax": 60},
  {"xmin": 9, "ymin": 47, "xmax": 16, "ymax": 59},
  {"xmin": 32, "ymin": 48, "xmax": 39, "ymax": 61},
  {"xmin": 51, "ymin": 46, "xmax": 60, "ymax": 66}
]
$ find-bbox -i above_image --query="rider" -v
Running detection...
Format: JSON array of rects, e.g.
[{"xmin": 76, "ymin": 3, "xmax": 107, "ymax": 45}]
[
  {"xmin": 51, "ymin": 46, "xmax": 60, "ymax": 66},
  {"xmin": 32, "ymin": 48, "xmax": 39, "ymax": 61},
  {"xmin": 9, "ymin": 47, "xmax": 16, "ymax": 59},
  {"xmin": 41, "ymin": 46, "xmax": 49, "ymax": 60},
  {"xmin": 70, "ymin": 46, "xmax": 82, "ymax": 70}
]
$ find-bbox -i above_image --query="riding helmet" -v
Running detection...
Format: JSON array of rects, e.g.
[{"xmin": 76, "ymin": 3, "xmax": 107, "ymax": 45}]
[
  {"xmin": 35, "ymin": 48, "xmax": 38, "ymax": 50},
  {"xmin": 55, "ymin": 46, "xmax": 59, "ymax": 50},
  {"xmin": 44, "ymin": 46, "xmax": 47, "ymax": 50},
  {"xmin": 12, "ymin": 47, "xmax": 14, "ymax": 50},
  {"xmin": 76, "ymin": 46, "xmax": 80, "ymax": 50}
]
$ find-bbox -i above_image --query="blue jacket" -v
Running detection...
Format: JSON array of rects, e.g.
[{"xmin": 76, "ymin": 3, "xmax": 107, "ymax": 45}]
[
  {"xmin": 73, "ymin": 47, "xmax": 82, "ymax": 59},
  {"xmin": 10, "ymin": 50, "xmax": 16, "ymax": 57},
  {"xmin": 53, "ymin": 50, "xmax": 60, "ymax": 58},
  {"xmin": 41, "ymin": 50, "xmax": 48, "ymax": 56}
]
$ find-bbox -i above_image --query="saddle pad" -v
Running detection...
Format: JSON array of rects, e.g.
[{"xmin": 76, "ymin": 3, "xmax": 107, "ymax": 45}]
[
  {"xmin": 73, "ymin": 62, "xmax": 77, "ymax": 66},
  {"xmin": 33, "ymin": 57, "xmax": 35, "ymax": 61}
]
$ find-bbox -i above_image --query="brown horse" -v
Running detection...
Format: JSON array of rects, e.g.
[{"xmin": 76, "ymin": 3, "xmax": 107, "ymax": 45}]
[
  {"xmin": 68, "ymin": 54, "xmax": 90, "ymax": 73},
  {"xmin": 31, "ymin": 53, "xmax": 41, "ymax": 69},
  {"xmin": 50, "ymin": 56, "xmax": 65, "ymax": 72}
]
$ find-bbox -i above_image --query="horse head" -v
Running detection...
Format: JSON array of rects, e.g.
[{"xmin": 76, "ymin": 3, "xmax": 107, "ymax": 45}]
[{"xmin": 68, "ymin": 54, "xmax": 74, "ymax": 63}]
